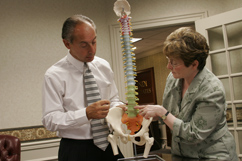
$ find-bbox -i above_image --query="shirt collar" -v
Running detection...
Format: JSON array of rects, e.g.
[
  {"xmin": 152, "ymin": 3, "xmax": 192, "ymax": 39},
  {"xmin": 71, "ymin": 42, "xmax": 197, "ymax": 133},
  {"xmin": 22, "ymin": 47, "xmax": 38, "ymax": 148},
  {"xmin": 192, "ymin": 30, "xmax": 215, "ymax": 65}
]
[{"xmin": 67, "ymin": 52, "xmax": 85, "ymax": 72}]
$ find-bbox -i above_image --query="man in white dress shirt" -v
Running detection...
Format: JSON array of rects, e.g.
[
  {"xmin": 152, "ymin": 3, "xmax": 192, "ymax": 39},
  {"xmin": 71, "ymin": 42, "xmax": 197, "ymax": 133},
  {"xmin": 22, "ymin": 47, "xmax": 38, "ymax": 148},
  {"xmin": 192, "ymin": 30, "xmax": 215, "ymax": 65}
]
[{"xmin": 42, "ymin": 14, "xmax": 124, "ymax": 161}]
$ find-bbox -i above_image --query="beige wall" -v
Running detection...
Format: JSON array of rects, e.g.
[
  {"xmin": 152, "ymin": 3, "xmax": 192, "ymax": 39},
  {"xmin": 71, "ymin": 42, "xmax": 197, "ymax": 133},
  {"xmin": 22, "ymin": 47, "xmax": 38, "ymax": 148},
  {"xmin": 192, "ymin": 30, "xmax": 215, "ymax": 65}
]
[
  {"xmin": 1, "ymin": 0, "xmax": 242, "ymax": 130},
  {"xmin": 0, "ymin": 0, "xmax": 111, "ymax": 129}
]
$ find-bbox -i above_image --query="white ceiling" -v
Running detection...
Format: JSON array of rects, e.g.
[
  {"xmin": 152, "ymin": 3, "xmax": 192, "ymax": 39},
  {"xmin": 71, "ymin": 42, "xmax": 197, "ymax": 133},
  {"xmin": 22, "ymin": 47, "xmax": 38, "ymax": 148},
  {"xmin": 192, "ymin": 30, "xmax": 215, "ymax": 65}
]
[{"xmin": 132, "ymin": 23, "xmax": 195, "ymax": 58}]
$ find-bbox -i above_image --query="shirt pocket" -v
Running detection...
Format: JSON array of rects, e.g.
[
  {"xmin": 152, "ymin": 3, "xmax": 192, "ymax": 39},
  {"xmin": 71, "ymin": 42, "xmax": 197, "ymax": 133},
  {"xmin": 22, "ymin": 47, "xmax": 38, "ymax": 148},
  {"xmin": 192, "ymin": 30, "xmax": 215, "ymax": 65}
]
[{"xmin": 99, "ymin": 82, "xmax": 111, "ymax": 100}]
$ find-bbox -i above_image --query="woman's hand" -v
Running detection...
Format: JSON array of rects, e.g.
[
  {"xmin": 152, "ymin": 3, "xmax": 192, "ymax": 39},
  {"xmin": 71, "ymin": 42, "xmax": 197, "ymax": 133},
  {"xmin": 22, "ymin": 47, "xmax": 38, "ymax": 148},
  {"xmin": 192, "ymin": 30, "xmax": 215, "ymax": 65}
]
[
  {"xmin": 135, "ymin": 105, "xmax": 163, "ymax": 120},
  {"xmin": 136, "ymin": 105, "xmax": 175, "ymax": 130}
]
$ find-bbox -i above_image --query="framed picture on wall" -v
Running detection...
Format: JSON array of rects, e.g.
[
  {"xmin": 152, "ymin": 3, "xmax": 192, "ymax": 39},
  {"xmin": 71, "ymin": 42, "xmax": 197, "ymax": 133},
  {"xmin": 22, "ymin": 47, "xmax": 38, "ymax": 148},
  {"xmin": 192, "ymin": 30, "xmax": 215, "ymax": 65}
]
[{"xmin": 136, "ymin": 67, "xmax": 157, "ymax": 105}]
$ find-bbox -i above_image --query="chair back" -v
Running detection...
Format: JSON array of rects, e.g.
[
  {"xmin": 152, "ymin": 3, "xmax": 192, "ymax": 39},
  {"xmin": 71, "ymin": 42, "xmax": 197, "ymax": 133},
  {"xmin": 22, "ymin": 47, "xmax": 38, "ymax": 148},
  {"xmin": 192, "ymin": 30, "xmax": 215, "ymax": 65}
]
[{"xmin": 0, "ymin": 135, "xmax": 21, "ymax": 161}]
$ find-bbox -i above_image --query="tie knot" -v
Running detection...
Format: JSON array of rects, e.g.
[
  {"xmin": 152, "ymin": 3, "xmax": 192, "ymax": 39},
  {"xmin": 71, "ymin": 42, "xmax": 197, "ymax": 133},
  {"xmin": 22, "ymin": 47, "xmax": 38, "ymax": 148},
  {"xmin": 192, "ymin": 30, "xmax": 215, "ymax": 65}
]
[
  {"xmin": 84, "ymin": 62, "xmax": 88, "ymax": 68},
  {"xmin": 84, "ymin": 63, "xmax": 91, "ymax": 73}
]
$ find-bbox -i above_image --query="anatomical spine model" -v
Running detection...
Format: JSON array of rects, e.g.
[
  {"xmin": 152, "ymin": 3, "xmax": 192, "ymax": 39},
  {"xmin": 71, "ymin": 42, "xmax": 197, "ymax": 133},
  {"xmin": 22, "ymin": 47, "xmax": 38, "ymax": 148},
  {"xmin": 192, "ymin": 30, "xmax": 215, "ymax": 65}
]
[{"xmin": 106, "ymin": 0, "xmax": 154, "ymax": 158}]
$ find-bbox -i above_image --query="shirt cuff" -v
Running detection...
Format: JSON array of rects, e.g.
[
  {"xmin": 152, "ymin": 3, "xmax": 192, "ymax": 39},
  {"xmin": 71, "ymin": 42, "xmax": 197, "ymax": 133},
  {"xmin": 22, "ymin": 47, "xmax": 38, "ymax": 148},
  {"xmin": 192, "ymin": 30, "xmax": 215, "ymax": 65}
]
[
  {"xmin": 172, "ymin": 118, "xmax": 183, "ymax": 142},
  {"xmin": 74, "ymin": 108, "xmax": 89, "ymax": 125}
]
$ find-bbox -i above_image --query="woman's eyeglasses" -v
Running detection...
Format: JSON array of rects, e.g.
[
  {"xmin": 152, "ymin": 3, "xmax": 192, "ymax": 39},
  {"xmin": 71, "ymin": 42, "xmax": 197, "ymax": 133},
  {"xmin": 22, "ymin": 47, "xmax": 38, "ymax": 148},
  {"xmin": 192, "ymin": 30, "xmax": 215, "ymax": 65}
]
[{"xmin": 166, "ymin": 57, "xmax": 182, "ymax": 68}]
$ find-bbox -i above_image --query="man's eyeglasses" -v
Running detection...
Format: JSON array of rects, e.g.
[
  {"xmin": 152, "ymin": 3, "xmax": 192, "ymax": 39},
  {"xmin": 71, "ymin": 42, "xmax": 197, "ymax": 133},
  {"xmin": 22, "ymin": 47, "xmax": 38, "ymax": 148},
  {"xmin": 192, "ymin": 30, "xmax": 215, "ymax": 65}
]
[{"xmin": 166, "ymin": 57, "xmax": 182, "ymax": 68}]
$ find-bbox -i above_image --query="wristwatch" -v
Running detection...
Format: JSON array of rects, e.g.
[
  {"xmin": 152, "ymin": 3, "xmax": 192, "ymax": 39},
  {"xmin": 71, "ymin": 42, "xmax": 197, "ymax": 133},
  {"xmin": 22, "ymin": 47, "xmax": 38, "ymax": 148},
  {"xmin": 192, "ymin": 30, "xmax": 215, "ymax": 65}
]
[{"xmin": 161, "ymin": 111, "xmax": 169, "ymax": 120}]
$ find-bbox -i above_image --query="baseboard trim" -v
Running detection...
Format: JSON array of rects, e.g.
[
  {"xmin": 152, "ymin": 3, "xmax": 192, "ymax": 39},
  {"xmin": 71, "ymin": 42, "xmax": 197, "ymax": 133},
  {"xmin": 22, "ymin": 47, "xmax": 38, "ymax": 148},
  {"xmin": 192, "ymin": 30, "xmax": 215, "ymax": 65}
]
[{"xmin": 21, "ymin": 138, "xmax": 60, "ymax": 160}]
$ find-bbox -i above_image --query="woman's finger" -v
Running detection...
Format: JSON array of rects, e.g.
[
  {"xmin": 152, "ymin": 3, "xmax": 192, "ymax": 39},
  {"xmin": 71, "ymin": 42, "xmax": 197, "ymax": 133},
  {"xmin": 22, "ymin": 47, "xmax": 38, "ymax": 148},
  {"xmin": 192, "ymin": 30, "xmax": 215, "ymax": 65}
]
[{"xmin": 134, "ymin": 105, "xmax": 145, "ymax": 109}]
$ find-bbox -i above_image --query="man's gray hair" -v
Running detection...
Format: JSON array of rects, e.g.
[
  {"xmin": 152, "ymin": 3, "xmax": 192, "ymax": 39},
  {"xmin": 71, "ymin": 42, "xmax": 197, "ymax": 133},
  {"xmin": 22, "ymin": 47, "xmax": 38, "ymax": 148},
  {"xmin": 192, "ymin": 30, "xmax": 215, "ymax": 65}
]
[{"xmin": 61, "ymin": 14, "xmax": 96, "ymax": 43}]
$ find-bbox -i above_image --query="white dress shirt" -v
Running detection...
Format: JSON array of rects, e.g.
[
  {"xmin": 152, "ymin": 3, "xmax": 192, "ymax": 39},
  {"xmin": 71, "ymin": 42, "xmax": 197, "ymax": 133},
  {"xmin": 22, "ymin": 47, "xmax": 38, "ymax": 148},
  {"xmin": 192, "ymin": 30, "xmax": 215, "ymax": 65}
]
[{"xmin": 42, "ymin": 52, "xmax": 122, "ymax": 140}]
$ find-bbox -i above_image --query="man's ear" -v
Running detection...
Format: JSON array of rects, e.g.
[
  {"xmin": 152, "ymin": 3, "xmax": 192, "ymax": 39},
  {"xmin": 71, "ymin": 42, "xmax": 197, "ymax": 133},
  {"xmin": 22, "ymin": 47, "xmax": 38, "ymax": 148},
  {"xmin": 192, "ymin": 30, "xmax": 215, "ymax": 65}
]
[{"xmin": 63, "ymin": 39, "xmax": 71, "ymax": 49}]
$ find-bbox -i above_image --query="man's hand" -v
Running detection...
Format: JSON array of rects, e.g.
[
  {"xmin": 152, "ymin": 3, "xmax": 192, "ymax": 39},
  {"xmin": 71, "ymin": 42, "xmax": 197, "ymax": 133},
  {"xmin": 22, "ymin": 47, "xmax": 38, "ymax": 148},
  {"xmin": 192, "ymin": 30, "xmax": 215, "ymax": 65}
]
[{"xmin": 86, "ymin": 100, "xmax": 110, "ymax": 120}]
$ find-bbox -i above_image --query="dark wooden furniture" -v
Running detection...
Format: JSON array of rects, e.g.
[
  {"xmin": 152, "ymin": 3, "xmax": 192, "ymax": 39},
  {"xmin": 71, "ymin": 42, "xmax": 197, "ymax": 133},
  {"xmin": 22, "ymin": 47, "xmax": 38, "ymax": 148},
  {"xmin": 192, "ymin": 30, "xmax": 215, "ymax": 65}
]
[{"xmin": 0, "ymin": 135, "xmax": 21, "ymax": 161}]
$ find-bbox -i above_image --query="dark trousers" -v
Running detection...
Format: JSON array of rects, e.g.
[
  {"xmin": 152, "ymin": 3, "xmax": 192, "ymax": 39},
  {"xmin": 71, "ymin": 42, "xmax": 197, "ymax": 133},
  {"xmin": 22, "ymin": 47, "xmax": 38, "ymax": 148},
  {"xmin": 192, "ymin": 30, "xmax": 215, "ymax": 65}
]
[{"xmin": 58, "ymin": 138, "xmax": 124, "ymax": 161}]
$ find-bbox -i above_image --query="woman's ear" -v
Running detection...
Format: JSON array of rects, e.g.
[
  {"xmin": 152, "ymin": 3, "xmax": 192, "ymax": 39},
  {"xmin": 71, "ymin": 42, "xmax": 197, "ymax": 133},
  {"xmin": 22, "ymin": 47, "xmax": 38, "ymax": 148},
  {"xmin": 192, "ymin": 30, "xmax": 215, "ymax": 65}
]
[{"xmin": 192, "ymin": 60, "xmax": 199, "ymax": 69}]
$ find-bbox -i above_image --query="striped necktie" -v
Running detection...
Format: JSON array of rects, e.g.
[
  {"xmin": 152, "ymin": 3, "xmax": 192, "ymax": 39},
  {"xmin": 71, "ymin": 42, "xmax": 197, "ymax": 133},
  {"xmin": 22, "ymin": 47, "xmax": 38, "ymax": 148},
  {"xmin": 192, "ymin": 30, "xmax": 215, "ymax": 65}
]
[{"xmin": 83, "ymin": 63, "xmax": 110, "ymax": 151}]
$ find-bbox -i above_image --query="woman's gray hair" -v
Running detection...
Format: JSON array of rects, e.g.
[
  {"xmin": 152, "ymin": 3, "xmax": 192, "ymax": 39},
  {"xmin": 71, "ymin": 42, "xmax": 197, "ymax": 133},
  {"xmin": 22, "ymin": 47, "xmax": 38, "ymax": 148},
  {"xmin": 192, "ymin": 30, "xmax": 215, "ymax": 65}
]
[{"xmin": 61, "ymin": 14, "xmax": 96, "ymax": 43}]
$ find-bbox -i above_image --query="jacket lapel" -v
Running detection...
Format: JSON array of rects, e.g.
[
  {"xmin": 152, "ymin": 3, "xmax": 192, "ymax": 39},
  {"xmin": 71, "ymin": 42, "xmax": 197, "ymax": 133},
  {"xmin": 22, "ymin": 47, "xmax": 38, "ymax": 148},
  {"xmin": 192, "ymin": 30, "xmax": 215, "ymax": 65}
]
[{"xmin": 180, "ymin": 69, "xmax": 207, "ymax": 111}]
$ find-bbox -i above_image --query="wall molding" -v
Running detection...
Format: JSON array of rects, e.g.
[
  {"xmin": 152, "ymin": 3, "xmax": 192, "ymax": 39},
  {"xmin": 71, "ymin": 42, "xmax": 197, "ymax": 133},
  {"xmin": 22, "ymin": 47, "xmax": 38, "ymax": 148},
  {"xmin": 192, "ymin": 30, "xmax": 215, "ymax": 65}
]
[{"xmin": 0, "ymin": 125, "xmax": 57, "ymax": 142}]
